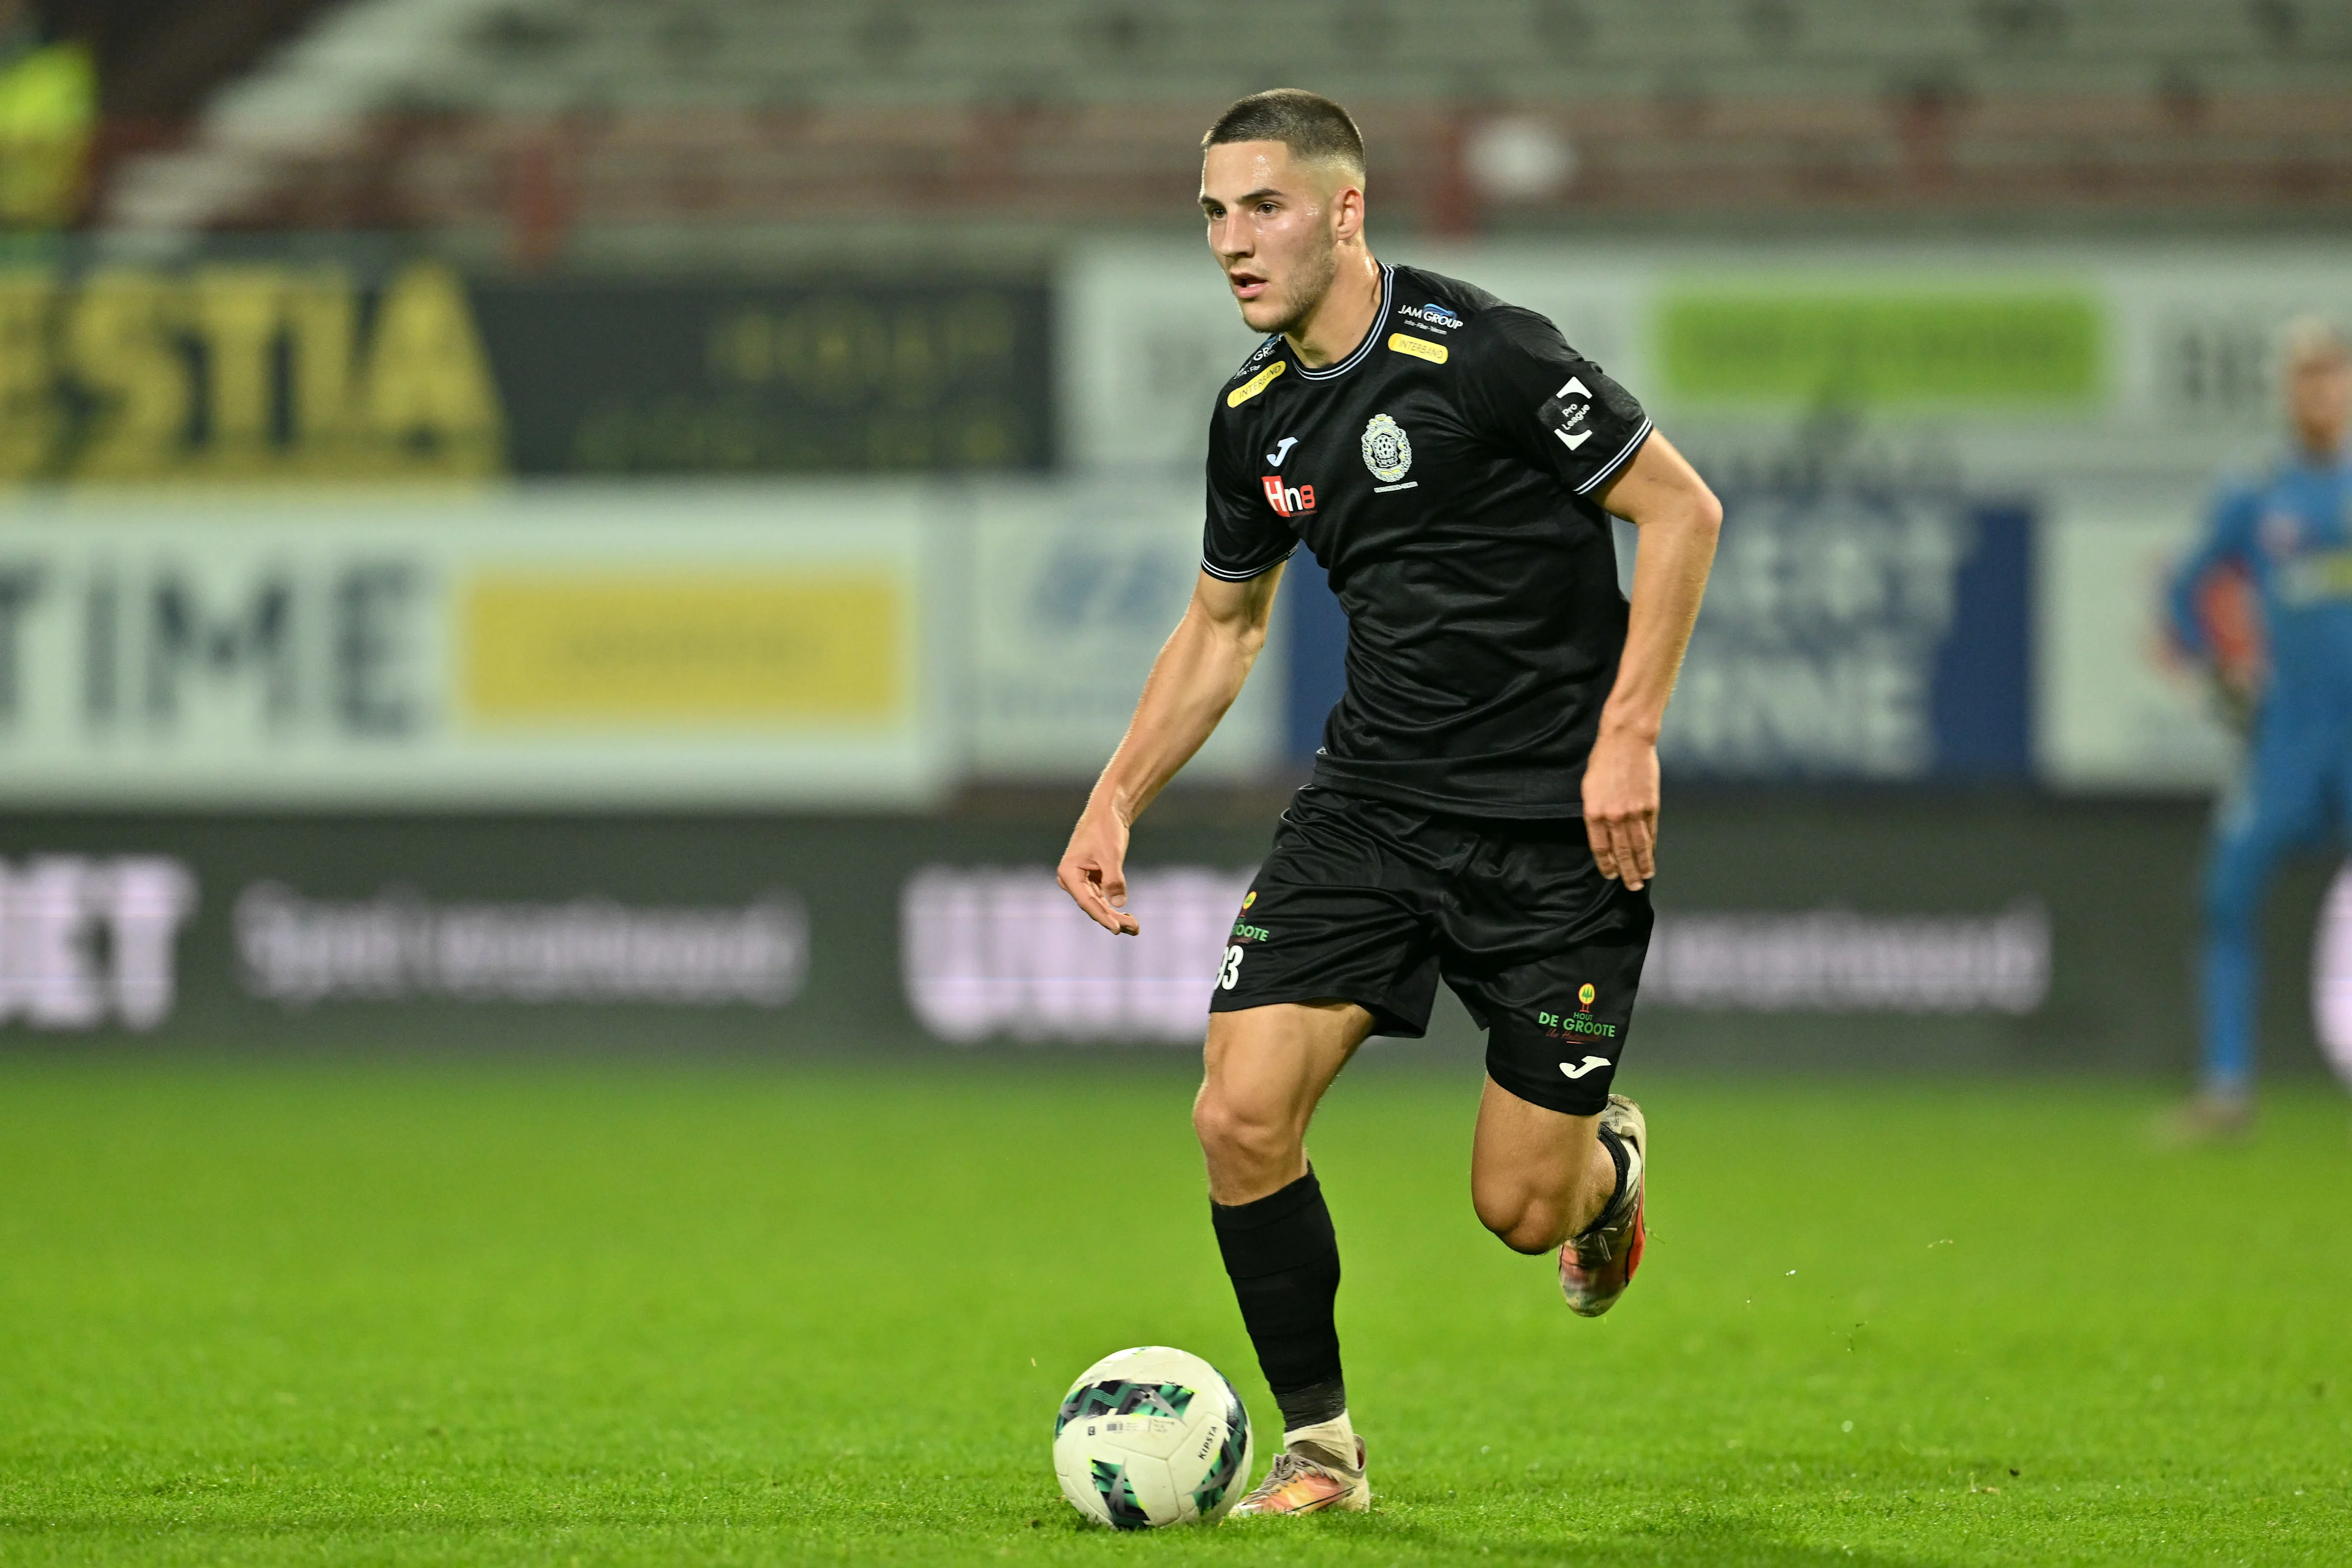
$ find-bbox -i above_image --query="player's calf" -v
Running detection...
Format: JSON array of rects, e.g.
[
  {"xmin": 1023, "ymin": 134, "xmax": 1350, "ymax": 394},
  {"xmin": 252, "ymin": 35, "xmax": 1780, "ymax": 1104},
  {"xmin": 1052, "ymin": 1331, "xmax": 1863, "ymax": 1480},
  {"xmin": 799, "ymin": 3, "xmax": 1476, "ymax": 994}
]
[
  {"xmin": 1199, "ymin": 1001, "xmax": 1377, "ymax": 1518},
  {"xmin": 1471, "ymin": 1131, "xmax": 1619, "ymax": 1254},
  {"xmin": 1468, "ymin": 1076, "xmax": 1621, "ymax": 1254}
]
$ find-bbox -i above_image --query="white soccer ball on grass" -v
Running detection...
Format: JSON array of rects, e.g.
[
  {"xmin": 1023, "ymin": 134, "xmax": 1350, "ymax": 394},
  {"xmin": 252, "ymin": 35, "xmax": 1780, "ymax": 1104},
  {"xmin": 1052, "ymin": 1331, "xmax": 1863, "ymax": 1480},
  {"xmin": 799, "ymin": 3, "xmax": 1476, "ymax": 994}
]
[{"xmin": 1050, "ymin": 1345, "xmax": 1254, "ymax": 1528}]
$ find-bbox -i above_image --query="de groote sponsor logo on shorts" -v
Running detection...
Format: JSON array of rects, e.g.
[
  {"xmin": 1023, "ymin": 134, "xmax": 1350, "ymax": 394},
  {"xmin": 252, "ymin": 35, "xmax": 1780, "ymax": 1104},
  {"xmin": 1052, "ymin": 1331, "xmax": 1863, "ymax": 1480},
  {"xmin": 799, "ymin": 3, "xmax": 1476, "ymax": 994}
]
[
  {"xmin": 1213, "ymin": 888, "xmax": 1270, "ymax": 987},
  {"xmin": 1231, "ymin": 889, "xmax": 1268, "ymax": 944},
  {"xmin": 1218, "ymin": 889, "xmax": 1269, "ymax": 992},
  {"xmin": 1538, "ymin": 982, "xmax": 1618, "ymax": 1039},
  {"xmin": 1542, "ymin": 983, "xmax": 1615, "ymax": 1079}
]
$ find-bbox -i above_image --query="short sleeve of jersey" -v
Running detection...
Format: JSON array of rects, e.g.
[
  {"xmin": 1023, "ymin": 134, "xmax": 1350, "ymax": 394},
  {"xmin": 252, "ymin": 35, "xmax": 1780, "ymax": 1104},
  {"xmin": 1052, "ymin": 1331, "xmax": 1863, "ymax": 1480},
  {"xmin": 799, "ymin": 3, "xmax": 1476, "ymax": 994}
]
[
  {"xmin": 1201, "ymin": 398, "xmax": 1298, "ymax": 582},
  {"xmin": 1461, "ymin": 307, "xmax": 1653, "ymax": 501}
]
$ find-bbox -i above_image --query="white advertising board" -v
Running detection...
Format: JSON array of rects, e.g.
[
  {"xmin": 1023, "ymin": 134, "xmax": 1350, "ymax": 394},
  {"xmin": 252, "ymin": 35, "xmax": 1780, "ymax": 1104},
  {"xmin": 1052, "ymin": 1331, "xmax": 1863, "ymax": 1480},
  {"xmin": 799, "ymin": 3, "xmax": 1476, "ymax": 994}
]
[
  {"xmin": 901, "ymin": 863, "xmax": 1251, "ymax": 1044},
  {"xmin": 1063, "ymin": 236, "xmax": 2352, "ymax": 488},
  {"xmin": 1058, "ymin": 239, "xmax": 1645, "ymax": 477},
  {"xmin": 899, "ymin": 864, "xmax": 2058, "ymax": 1046},
  {"xmin": 2035, "ymin": 478, "xmax": 2240, "ymax": 792},
  {"xmin": 959, "ymin": 479, "xmax": 1285, "ymax": 782},
  {"xmin": 0, "ymin": 485, "xmax": 948, "ymax": 806}
]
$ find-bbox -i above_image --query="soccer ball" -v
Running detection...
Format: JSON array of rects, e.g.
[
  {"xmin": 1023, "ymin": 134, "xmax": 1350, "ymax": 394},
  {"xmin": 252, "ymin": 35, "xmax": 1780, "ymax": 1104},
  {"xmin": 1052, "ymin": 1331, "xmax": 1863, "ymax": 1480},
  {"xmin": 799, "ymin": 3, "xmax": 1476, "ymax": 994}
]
[{"xmin": 1051, "ymin": 1346, "xmax": 1254, "ymax": 1529}]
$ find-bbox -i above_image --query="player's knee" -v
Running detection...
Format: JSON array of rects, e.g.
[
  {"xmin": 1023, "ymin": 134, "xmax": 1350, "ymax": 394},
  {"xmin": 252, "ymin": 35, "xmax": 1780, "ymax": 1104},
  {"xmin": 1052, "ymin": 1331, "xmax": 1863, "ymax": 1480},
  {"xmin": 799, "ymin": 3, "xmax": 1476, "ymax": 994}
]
[
  {"xmin": 1191, "ymin": 1088, "xmax": 1295, "ymax": 1178},
  {"xmin": 1487, "ymin": 1205, "xmax": 1563, "ymax": 1256},
  {"xmin": 1472, "ymin": 1182, "xmax": 1562, "ymax": 1256}
]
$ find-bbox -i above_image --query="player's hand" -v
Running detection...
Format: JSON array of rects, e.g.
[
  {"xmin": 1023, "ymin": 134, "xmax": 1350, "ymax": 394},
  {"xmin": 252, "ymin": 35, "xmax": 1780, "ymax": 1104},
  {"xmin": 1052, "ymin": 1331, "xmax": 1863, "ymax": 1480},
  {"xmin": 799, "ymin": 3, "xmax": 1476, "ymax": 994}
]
[
  {"xmin": 1057, "ymin": 807, "xmax": 1142, "ymax": 935},
  {"xmin": 1582, "ymin": 726, "xmax": 1659, "ymax": 891}
]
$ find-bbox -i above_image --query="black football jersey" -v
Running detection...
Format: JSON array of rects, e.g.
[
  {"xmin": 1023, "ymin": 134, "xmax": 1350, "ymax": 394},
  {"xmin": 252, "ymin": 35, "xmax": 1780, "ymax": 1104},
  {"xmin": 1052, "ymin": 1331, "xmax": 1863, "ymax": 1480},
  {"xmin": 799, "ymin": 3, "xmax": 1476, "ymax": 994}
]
[{"xmin": 1204, "ymin": 262, "xmax": 1654, "ymax": 819}]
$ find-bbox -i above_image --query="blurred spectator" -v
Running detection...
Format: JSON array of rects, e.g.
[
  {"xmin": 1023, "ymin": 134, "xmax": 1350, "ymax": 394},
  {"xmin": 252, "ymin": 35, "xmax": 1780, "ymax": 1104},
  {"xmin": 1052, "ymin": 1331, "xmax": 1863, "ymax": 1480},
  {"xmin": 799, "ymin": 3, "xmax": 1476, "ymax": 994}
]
[{"xmin": 0, "ymin": 0, "xmax": 94, "ymax": 227}]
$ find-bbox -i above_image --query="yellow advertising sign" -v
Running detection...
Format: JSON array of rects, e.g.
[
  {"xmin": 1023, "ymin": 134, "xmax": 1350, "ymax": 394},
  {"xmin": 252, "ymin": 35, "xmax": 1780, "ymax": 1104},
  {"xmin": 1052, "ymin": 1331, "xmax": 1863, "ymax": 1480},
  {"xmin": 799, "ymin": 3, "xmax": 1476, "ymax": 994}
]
[
  {"xmin": 463, "ymin": 573, "xmax": 903, "ymax": 727},
  {"xmin": 0, "ymin": 260, "xmax": 505, "ymax": 481}
]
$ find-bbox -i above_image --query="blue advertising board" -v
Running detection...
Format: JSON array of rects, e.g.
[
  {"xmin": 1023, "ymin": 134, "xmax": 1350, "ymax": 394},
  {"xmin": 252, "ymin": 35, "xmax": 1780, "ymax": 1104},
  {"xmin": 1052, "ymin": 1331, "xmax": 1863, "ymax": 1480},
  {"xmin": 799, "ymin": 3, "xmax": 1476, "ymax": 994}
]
[{"xmin": 1284, "ymin": 490, "xmax": 2034, "ymax": 782}]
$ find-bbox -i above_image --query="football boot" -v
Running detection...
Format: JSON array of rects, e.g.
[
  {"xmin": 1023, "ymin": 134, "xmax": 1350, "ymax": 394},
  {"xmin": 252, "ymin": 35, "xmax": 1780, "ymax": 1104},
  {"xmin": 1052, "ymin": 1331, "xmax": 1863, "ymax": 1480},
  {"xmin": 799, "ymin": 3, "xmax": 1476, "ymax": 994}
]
[
  {"xmin": 1559, "ymin": 1092, "xmax": 1646, "ymax": 1317},
  {"xmin": 2154, "ymin": 1090, "xmax": 2255, "ymax": 1146},
  {"xmin": 1227, "ymin": 1431, "xmax": 1368, "ymax": 1517}
]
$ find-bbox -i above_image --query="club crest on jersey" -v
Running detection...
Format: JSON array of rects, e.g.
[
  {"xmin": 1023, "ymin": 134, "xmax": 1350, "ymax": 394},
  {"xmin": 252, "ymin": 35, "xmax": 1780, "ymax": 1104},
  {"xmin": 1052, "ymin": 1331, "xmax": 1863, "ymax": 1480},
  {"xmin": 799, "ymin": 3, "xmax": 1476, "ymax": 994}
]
[
  {"xmin": 1360, "ymin": 413, "xmax": 1412, "ymax": 484},
  {"xmin": 1262, "ymin": 475, "xmax": 1316, "ymax": 517}
]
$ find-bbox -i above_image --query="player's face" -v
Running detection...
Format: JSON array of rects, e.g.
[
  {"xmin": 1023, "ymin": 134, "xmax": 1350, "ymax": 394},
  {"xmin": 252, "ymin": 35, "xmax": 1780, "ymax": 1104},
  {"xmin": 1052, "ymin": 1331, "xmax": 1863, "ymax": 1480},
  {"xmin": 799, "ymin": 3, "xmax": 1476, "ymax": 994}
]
[
  {"xmin": 2287, "ymin": 352, "xmax": 2350, "ymax": 456},
  {"xmin": 1199, "ymin": 141, "xmax": 1352, "ymax": 337}
]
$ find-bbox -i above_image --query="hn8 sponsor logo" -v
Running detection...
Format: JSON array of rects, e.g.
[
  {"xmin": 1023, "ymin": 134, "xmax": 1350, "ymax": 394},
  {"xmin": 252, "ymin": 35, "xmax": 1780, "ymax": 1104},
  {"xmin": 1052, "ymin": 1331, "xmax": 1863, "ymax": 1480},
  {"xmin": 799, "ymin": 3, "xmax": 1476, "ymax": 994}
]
[{"xmin": 1261, "ymin": 475, "xmax": 1316, "ymax": 518}]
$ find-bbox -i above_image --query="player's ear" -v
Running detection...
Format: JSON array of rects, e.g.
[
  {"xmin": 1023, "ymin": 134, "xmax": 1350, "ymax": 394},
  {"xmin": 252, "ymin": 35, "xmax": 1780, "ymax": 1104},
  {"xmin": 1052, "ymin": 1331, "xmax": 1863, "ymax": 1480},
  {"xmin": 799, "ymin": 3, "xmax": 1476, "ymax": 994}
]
[{"xmin": 1329, "ymin": 178, "xmax": 1366, "ymax": 243}]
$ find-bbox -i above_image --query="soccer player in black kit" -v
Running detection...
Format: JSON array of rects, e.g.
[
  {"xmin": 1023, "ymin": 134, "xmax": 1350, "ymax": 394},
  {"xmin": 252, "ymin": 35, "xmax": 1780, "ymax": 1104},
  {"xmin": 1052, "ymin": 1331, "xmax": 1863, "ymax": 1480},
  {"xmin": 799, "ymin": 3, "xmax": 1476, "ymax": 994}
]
[{"xmin": 1057, "ymin": 90, "xmax": 1722, "ymax": 1517}]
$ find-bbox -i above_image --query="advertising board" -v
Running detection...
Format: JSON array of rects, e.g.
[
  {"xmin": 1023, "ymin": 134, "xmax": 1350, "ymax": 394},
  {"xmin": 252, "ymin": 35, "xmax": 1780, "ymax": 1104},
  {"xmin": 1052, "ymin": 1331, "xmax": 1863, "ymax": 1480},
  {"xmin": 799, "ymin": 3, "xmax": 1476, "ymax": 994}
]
[
  {"xmin": 958, "ymin": 479, "xmax": 1286, "ymax": 782},
  {"xmin": 0, "ymin": 486, "xmax": 946, "ymax": 807},
  {"xmin": 2035, "ymin": 478, "xmax": 2241, "ymax": 791},
  {"xmin": 1062, "ymin": 237, "xmax": 2352, "ymax": 488},
  {"xmin": 0, "ymin": 259, "xmax": 1051, "ymax": 482},
  {"xmin": 902, "ymin": 865, "xmax": 2053, "ymax": 1043},
  {"xmin": 1273, "ymin": 484, "xmax": 2034, "ymax": 783},
  {"xmin": 902, "ymin": 864, "xmax": 1254, "ymax": 1044},
  {"xmin": 0, "ymin": 259, "xmax": 502, "ymax": 483},
  {"xmin": 0, "ymin": 799, "xmax": 2277, "ymax": 1080},
  {"xmin": 475, "ymin": 278, "xmax": 1054, "ymax": 475},
  {"xmin": 1661, "ymin": 492, "xmax": 2033, "ymax": 780}
]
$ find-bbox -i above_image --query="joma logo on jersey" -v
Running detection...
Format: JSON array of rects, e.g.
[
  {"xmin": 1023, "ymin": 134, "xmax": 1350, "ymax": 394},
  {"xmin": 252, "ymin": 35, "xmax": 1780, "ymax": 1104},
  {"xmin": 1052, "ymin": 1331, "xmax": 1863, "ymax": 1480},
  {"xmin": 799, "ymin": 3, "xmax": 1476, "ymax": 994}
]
[{"xmin": 1262, "ymin": 475, "xmax": 1317, "ymax": 516}]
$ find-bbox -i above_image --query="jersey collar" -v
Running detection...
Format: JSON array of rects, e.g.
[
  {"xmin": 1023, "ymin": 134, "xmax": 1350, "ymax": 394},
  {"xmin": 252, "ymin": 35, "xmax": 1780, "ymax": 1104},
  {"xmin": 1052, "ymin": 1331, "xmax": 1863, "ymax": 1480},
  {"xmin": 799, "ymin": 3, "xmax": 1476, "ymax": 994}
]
[{"xmin": 1291, "ymin": 264, "xmax": 1395, "ymax": 382}]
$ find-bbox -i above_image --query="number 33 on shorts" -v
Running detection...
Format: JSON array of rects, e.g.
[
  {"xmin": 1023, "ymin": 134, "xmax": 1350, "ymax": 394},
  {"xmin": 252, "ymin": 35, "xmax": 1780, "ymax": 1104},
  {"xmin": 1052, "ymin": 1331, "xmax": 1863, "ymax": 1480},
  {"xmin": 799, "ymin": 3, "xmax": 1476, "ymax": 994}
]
[{"xmin": 1219, "ymin": 945, "xmax": 1245, "ymax": 990}]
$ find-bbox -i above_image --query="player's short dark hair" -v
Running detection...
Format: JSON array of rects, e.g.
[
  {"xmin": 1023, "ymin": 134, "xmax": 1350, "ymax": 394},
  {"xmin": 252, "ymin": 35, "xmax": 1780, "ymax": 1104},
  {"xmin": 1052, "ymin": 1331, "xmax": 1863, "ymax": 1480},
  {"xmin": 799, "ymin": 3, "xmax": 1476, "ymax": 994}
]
[{"xmin": 1202, "ymin": 89, "xmax": 1366, "ymax": 179}]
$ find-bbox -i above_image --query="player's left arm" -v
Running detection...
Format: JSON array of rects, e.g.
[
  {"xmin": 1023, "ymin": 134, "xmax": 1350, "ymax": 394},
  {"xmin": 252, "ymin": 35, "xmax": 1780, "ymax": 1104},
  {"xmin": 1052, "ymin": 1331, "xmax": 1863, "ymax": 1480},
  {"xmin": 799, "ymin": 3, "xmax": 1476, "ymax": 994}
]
[{"xmin": 1586, "ymin": 432, "xmax": 1721, "ymax": 891}]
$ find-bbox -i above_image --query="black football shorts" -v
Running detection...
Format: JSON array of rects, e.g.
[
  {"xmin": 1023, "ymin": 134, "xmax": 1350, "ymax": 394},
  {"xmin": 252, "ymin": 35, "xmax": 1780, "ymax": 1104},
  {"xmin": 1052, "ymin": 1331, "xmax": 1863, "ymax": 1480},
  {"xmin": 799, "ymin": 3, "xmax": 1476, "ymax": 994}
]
[{"xmin": 1208, "ymin": 786, "xmax": 1653, "ymax": 1117}]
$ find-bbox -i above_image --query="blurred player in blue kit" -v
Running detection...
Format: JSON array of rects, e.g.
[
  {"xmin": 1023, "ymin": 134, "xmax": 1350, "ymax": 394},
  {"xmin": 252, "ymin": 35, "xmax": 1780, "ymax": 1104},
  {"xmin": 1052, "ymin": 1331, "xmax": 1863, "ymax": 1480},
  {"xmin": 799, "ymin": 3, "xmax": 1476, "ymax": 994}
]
[{"xmin": 2166, "ymin": 318, "xmax": 2352, "ymax": 1134}]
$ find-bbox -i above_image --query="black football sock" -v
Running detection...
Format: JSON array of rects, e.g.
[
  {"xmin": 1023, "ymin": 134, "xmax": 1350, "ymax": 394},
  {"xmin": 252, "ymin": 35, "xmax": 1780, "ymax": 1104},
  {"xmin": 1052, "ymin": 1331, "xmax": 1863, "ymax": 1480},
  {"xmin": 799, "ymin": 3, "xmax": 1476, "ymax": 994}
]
[{"xmin": 1211, "ymin": 1167, "xmax": 1346, "ymax": 1433}]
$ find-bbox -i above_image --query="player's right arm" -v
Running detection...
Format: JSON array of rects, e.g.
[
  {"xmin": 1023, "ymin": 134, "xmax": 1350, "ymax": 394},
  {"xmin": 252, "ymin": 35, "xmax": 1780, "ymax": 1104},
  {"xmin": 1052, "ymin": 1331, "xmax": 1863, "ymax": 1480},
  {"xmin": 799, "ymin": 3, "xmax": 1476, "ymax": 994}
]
[
  {"xmin": 2165, "ymin": 481, "xmax": 2260, "ymax": 661},
  {"xmin": 1057, "ymin": 565, "xmax": 1286, "ymax": 935}
]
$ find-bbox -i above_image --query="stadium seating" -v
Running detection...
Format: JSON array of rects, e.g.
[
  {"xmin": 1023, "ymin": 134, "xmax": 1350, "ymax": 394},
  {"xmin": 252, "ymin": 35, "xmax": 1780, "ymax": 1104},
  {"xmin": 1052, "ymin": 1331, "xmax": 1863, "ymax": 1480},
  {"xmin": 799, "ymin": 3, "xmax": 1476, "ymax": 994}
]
[{"xmin": 101, "ymin": 0, "xmax": 2352, "ymax": 239}]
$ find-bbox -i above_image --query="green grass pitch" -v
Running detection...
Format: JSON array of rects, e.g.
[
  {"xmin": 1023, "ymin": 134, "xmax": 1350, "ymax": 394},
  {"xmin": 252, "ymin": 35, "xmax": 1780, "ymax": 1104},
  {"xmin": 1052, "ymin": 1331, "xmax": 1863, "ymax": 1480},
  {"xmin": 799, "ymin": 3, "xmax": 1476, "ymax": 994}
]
[{"xmin": 2, "ymin": 1055, "xmax": 2347, "ymax": 1566}]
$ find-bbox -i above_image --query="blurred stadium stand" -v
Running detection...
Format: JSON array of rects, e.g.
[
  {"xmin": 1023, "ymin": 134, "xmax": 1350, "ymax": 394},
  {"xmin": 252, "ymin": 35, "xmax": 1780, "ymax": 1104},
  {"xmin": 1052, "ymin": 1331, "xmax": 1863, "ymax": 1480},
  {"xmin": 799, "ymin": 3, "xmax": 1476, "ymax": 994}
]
[
  {"xmin": 7, "ymin": 0, "xmax": 336, "ymax": 228},
  {"xmin": 78, "ymin": 0, "xmax": 2352, "ymax": 256}
]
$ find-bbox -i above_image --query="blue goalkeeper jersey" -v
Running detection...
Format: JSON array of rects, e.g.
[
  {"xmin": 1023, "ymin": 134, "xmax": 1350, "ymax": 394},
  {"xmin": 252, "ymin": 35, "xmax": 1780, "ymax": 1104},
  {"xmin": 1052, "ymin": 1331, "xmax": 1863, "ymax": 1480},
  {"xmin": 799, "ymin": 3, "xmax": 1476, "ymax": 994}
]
[{"xmin": 2168, "ymin": 447, "xmax": 2352, "ymax": 718}]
